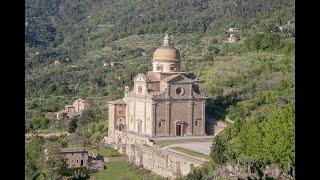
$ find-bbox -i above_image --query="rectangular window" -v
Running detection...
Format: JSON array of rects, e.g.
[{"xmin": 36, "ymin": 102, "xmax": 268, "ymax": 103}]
[
  {"xmin": 158, "ymin": 119, "xmax": 164, "ymax": 128},
  {"xmin": 156, "ymin": 66, "xmax": 163, "ymax": 71},
  {"xmin": 170, "ymin": 66, "xmax": 175, "ymax": 71},
  {"xmin": 195, "ymin": 118, "xmax": 201, "ymax": 126},
  {"xmin": 119, "ymin": 110, "xmax": 123, "ymax": 115}
]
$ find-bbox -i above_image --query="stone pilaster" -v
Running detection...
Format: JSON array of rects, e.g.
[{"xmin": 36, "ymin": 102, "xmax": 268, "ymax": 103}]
[
  {"xmin": 133, "ymin": 97, "xmax": 136, "ymax": 132},
  {"xmin": 125, "ymin": 98, "xmax": 129, "ymax": 131},
  {"xmin": 201, "ymin": 100, "xmax": 205, "ymax": 134},
  {"xmin": 152, "ymin": 101, "xmax": 157, "ymax": 137},
  {"xmin": 166, "ymin": 101, "xmax": 171, "ymax": 135},
  {"xmin": 144, "ymin": 100, "xmax": 147, "ymax": 134},
  {"xmin": 189, "ymin": 84, "xmax": 193, "ymax": 98},
  {"xmin": 188, "ymin": 101, "xmax": 194, "ymax": 135}
]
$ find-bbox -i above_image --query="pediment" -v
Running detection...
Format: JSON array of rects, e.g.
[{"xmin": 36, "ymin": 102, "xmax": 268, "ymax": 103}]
[
  {"xmin": 133, "ymin": 73, "xmax": 149, "ymax": 82},
  {"xmin": 165, "ymin": 74, "xmax": 194, "ymax": 84}
]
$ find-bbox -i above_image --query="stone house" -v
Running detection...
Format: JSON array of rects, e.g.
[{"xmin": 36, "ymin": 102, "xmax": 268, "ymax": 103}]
[
  {"xmin": 45, "ymin": 112, "xmax": 57, "ymax": 120},
  {"xmin": 73, "ymin": 99, "xmax": 87, "ymax": 114},
  {"xmin": 228, "ymin": 27, "xmax": 240, "ymax": 43},
  {"xmin": 108, "ymin": 34, "xmax": 207, "ymax": 141},
  {"xmin": 60, "ymin": 147, "xmax": 104, "ymax": 171},
  {"xmin": 60, "ymin": 148, "xmax": 89, "ymax": 167},
  {"xmin": 56, "ymin": 99, "xmax": 88, "ymax": 120}
]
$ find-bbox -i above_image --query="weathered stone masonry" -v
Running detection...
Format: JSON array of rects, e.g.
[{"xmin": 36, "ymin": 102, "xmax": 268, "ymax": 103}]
[{"xmin": 106, "ymin": 34, "xmax": 209, "ymax": 178}]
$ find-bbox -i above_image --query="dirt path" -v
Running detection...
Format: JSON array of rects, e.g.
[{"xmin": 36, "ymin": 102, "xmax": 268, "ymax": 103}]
[{"xmin": 25, "ymin": 132, "xmax": 70, "ymax": 139}]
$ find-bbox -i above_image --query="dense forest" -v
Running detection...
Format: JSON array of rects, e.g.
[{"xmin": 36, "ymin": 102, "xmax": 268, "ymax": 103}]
[{"xmin": 25, "ymin": 0, "xmax": 295, "ymax": 179}]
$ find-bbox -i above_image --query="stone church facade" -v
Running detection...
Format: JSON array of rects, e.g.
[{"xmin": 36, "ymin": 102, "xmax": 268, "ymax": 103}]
[{"xmin": 108, "ymin": 34, "xmax": 206, "ymax": 140}]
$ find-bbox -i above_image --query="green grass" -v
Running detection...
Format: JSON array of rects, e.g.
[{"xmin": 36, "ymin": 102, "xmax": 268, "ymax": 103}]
[
  {"xmin": 91, "ymin": 160, "xmax": 141, "ymax": 180},
  {"xmin": 170, "ymin": 147, "xmax": 210, "ymax": 159},
  {"xmin": 97, "ymin": 146, "xmax": 121, "ymax": 157},
  {"xmin": 91, "ymin": 160, "xmax": 164, "ymax": 180}
]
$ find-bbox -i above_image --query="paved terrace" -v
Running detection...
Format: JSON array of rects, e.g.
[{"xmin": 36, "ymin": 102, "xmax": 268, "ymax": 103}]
[
  {"xmin": 163, "ymin": 142, "xmax": 212, "ymax": 155},
  {"xmin": 149, "ymin": 135, "xmax": 214, "ymax": 142},
  {"xmin": 151, "ymin": 135, "xmax": 214, "ymax": 162}
]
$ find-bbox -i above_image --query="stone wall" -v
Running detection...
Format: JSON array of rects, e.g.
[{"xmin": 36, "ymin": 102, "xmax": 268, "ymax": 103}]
[
  {"xmin": 119, "ymin": 144, "xmax": 202, "ymax": 178},
  {"xmin": 206, "ymin": 119, "xmax": 229, "ymax": 136},
  {"xmin": 108, "ymin": 104, "xmax": 115, "ymax": 140},
  {"xmin": 154, "ymin": 100, "xmax": 206, "ymax": 137},
  {"xmin": 105, "ymin": 132, "xmax": 203, "ymax": 178},
  {"xmin": 106, "ymin": 131, "xmax": 154, "ymax": 147},
  {"xmin": 125, "ymin": 96, "xmax": 153, "ymax": 136},
  {"xmin": 213, "ymin": 120, "xmax": 229, "ymax": 136}
]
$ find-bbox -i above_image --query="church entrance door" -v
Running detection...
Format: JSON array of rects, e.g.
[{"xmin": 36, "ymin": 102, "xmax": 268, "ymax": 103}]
[{"xmin": 176, "ymin": 124, "xmax": 182, "ymax": 136}]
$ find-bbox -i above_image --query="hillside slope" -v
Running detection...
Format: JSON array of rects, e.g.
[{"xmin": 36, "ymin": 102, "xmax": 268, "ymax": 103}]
[{"xmin": 25, "ymin": 0, "xmax": 295, "ymax": 179}]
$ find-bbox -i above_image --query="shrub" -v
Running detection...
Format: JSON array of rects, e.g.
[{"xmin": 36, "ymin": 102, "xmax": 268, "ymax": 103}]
[{"xmin": 68, "ymin": 118, "xmax": 78, "ymax": 133}]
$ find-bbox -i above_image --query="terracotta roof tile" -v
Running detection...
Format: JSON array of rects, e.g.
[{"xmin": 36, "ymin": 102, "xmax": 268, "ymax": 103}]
[{"xmin": 145, "ymin": 73, "xmax": 160, "ymax": 81}]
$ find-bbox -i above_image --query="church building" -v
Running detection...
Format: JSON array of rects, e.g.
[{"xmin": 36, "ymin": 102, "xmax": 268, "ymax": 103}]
[{"xmin": 108, "ymin": 34, "xmax": 206, "ymax": 138}]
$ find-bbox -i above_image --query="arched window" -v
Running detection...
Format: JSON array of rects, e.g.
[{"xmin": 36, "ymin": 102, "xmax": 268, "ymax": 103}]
[
  {"xmin": 138, "ymin": 86, "xmax": 142, "ymax": 94},
  {"xmin": 118, "ymin": 110, "xmax": 124, "ymax": 115},
  {"xmin": 119, "ymin": 124, "xmax": 124, "ymax": 131}
]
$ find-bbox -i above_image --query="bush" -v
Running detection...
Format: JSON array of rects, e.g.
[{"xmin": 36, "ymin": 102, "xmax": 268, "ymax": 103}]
[
  {"xmin": 68, "ymin": 118, "xmax": 78, "ymax": 133},
  {"xmin": 29, "ymin": 116, "xmax": 50, "ymax": 131},
  {"xmin": 241, "ymin": 33, "xmax": 281, "ymax": 52}
]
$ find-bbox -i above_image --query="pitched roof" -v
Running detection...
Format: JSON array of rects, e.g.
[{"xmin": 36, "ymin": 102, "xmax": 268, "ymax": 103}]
[
  {"xmin": 145, "ymin": 72, "xmax": 160, "ymax": 81},
  {"xmin": 162, "ymin": 73, "xmax": 195, "ymax": 83},
  {"xmin": 162, "ymin": 73, "xmax": 182, "ymax": 82},
  {"xmin": 133, "ymin": 73, "xmax": 149, "ymax": 82}
]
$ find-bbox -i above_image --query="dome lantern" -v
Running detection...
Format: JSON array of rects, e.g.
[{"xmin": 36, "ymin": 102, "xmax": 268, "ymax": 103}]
[{"xmin": 163, "ymin": 33, "xmax": 170, "ymax": 46}]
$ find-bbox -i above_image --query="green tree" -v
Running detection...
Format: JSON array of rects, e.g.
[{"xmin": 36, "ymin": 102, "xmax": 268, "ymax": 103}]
[
  {"xmin": 55, "ymin": 84, "xmax": 72, "ymax": 96},
  {"xmin": 25, "ymin": 136, "xmax": 45, "ymax": 179},
  {"xmin": 68, "ymin": 117, "xmax": 78, "ymax": 133},
  {"xmin": 260, "ymin": 104, "xmax": 295, "ymax": 171},
  {"xmin": 32, "ymin": 116, "xmax": 50, "ymax": 130},
  {"xmin": 45, "ymin": 142, "xmax": 69, "ymax": 177}
]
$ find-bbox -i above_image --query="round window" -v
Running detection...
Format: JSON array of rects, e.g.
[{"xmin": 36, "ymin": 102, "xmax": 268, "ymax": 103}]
[{"xmin": 176, "ymin": 87, "xmax": 184, "ymax": 96}]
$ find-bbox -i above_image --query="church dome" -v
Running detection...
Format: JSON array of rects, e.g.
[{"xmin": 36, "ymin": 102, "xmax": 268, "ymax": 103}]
[{"xmin": 152, "ymin": 34, "xmax": 180, "ymax": 62}]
